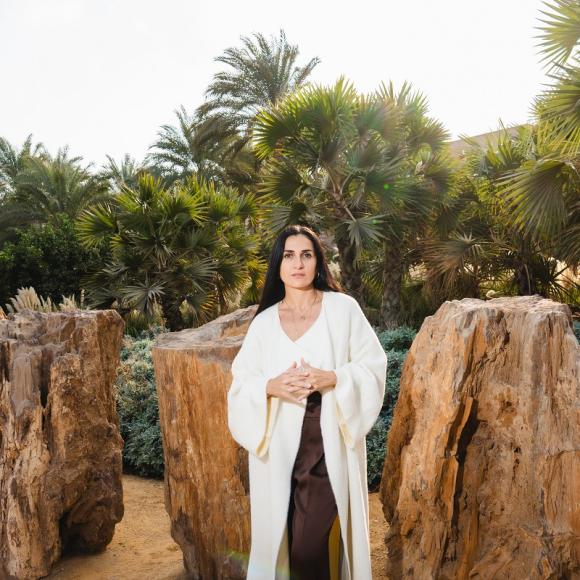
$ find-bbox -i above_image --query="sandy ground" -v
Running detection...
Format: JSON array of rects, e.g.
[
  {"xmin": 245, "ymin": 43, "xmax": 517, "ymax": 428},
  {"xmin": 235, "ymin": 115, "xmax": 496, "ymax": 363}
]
[{"xmin": 47, "ymin": 474, "xmax": 388, "ymax": 579}]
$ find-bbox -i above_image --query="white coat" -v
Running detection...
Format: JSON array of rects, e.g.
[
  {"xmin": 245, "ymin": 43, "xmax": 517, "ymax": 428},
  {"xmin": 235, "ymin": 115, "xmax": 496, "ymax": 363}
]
[{"xmin": 227, "ymin": 290, "xmax": 388, "ymax": 580}]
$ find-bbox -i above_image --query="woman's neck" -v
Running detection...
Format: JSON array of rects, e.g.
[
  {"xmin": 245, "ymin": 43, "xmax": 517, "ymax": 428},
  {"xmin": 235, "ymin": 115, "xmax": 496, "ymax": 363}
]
[{"xmin": 282, "ymin": 286, "xmax": 319, "ymax": 309}]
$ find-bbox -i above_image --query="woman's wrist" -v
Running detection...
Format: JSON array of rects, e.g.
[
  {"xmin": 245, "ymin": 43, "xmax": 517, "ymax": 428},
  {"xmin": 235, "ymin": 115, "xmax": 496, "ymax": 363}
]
[{"xmin": 327, "ymin": 370, "xmax": 337, "ymax": 388}]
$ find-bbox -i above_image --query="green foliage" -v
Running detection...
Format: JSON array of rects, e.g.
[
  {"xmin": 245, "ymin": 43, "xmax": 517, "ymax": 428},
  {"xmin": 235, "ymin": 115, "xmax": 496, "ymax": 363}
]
[
  {"xmin": 115, "ymin": 335, "xmax": 164, "ymax": 478},
  {"xmin": 366, "ymin": 326, "xmax": 415, "ymax": 489},
  {"xmin": 0, "ymin": 146, "xmax": 110, "ymax": 244},
  {"xmin": 254, "ymin": 77, "xmax": 451, "ymax": 325},
  {"xmin": 76, "ymin": 174, "xmax": 266, "ymax": 330},
  {"xmin": 0, "ymin": 215, "xmax": 106, "ymax": 309},
  {"xmin": 123, "ymin": 307, "xmax": 168, "ymax": 339},
  {"xmin": 366, "ymin": 415, "xmax": 390, "ymax": 491},
  {"xmin": 377, "ymin": 325, "xmax": 417, "ymax": 351},
  {"xmin": 197, "ymin": 30, "xmax": 319, "ymax": 140},
  {"xmin": 421, "ymin": 125, "xmax": 580, "ymax": 305}
]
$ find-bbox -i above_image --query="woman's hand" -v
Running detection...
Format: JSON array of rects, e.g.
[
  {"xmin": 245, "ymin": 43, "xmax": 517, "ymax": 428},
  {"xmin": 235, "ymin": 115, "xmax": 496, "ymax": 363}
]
[
  {"xmin": 266, "ymin": 361, "xmax": 313, "ymax": 404},
  {"xmin": 284, "ymin": 357, "xmax": 337, "ymax": 398}
]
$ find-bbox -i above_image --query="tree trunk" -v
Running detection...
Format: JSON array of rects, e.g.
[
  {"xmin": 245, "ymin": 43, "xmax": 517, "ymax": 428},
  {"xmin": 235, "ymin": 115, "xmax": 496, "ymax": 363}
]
[
  {"xmin": 515, "ymin": 263, "xmax": 538, "ymax": 295},
  {"xmin": 160, "ymin": 293, "xmax": 184, "ymax": 331},
  {"xmin": 335, "ymin": 234, "xmax": 365, "ymax": 306},
  {"xmin": 0, "ymin": 310, "xmax": 124, "ymax": 579},
  {"xmin": 380, "ymin": 241, "xmax": 404, "ymax": 329},
  {"xmin": 152, "ymin": 305, "xmax": 257, "ymax": 579},
  {"xmin": 381, "ymin": 296, "xmax": 580, "ymax": 579}
]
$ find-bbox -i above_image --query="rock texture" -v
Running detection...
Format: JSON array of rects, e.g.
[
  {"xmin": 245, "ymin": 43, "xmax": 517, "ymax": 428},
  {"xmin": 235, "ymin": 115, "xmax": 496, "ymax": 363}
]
[
  {"xmin": 0, "ymin": 309, "xmax": 125, "ymax": 580},
  {"xmin": 380, "ymin": 296, "xmax": 580, "ymax": 579},
  {"xmin": 152, "ymin": 304, "xmax": 257, "ymax": 580}
]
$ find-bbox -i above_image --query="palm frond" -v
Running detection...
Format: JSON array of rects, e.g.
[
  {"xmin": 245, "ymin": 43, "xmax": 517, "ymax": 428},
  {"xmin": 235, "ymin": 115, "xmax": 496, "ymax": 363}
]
[{"xmin": 537, "ymin": 0, "xmax": 580, "ymax": 69}]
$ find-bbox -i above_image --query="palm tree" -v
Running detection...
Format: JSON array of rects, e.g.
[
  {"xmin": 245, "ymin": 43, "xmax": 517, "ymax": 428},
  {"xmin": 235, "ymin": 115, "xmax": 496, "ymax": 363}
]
[
  {"xmin": 501, "ymin": 0, "xmax": 580, "ymax": 266},
  {"xmin": 147, "ymin": 106, "xmax": 260, "ymax": 192},
  {"xmin": 147, "ymin": 106, "xmax": 226, "ymax": 184},
  {"xmin": 254, "ymin": 78, "xmax": 398, "ymax": 304},
  {"xmin": 13, "ymin": 147, "xmax": 109, "ymax": 221},
  {"xmin": 100, "ymin": 154, "xmax": 149, "ymax": 190},
  {"xmin": 254, "ymin": 78, "xmax": 450, "ymax": 325},
  {"xmin": 0, "ymin": 134, "xmax": 44, "ymax": 198},
  {"xmin": 0, "ymin": 144, "xmax": 108, "ymax": 243},
  {"xmin": 0, "ymin": 135, "xmax": 46, "ymax": 243},
  {"xmin": 373, "ymin": 82, "xmax": 451, "ymax": 326},
  {"xmin": 76, "ymin": 174, "xmax": 265, "ymax": 330},
  {"xmin": 420, "ymin": 127, "xmax": 579, "ymax": 304},
  {"xmin": 196, "ymin": 30, "xmax": 320, "ymax": 152}
]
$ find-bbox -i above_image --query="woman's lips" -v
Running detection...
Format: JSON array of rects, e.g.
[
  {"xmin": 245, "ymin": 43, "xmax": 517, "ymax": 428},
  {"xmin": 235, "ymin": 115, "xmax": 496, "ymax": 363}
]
[{"xmin": 292, "ymin": 274, "xmax": 305, "ymax": 277}]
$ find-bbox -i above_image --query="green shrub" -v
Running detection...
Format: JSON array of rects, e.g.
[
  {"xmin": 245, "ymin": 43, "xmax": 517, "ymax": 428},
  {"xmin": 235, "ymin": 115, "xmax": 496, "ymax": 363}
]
[
  {"xmin": 115, "ymin": 335, "xmax": 164, "ymax": 478},
  {"xmin": 366, "ymin": 326, "xmax": 415, "ymax": 489},
  {"xmin": 367, "ymin": 415, "xmax": 391, "ymax": 490},
  {"xmin": 0, "ymin": 215, "xmax": 106, "ymax": 308},
  {"xmin": 377, "ymin": 326, "xmax": 417, "ymax": 351}
]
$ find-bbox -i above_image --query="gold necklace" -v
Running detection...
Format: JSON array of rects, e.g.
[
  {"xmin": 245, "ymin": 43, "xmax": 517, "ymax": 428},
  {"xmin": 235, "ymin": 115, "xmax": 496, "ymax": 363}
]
[{"xmin": 282, "ymin": 290, "xmax": 319, "ymax": 322}]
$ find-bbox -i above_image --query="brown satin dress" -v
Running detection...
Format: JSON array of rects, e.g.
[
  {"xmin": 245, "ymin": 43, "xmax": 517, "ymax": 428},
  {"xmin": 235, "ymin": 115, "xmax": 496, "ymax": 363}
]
[
  {"xmin": 282, "ymin": 302, "xmax": 342, "ymax": 580},
  {"xmin": 287, "ymin": 390, "xmax": 341, "ymax": 580}
]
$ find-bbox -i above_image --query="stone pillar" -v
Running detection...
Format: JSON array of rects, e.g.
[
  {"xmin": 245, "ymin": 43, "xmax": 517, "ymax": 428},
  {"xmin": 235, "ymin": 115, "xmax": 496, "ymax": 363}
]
[
  {"xmin": 0, "ymin": 309, "xmax": 125, "ymax": 579},
  {"xmin": 152, "ymin": 305, "xmax": 256, "ymax": 579},
  {"xmin": 381, "ymin": 296, "xmax": 580, "ymax": 579}
]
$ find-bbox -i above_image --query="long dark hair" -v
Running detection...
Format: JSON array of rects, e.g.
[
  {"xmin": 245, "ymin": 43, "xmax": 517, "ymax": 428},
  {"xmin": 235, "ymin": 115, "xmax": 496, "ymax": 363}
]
[{"xmin": 254, "ymin": 225, "xmax": 343, "ymax": 318}]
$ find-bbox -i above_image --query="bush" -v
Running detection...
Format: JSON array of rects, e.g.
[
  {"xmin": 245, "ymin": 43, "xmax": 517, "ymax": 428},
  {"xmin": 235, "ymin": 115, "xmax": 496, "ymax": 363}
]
[
  {"xmin": 377, "ymin": 325, "xmax": 417, "ymax": 351},
  {"xmin": 367, "ymin": 415, "xmax": 391, "ymax": 490},
  {"xmin": 366, "ymin": 326, "xmax": 415, "ymax": 490},
  {"xmin": 115, "ymin": 335, "xmax": 164, "ymax": 478},
  {"xmin": 0, "ymin": 215, "xmax": 106, "ymax": 309}
]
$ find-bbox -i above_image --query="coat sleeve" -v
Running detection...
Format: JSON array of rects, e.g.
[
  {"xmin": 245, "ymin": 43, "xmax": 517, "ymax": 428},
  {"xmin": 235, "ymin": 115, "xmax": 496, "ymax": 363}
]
[
  {"xmin": 227, "ymin": 317, "xmax": 277, "ymax": 458},
  {"xmin": 333, "ymin": 298, "xmax": 388, "ymax": 449}
]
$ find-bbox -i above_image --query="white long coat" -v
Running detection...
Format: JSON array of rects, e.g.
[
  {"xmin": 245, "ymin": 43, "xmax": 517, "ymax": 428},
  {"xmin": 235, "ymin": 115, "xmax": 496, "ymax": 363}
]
[{"xmin": 227, "ymin": 290, "xmax": 388, "ymax": 580}]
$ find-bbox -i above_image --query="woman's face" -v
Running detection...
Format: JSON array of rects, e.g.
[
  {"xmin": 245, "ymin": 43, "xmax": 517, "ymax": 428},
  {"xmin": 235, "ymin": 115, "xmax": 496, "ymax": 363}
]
[{"xmin": 279, "ymin": 234, "xmax": 317, "ymax": 290}]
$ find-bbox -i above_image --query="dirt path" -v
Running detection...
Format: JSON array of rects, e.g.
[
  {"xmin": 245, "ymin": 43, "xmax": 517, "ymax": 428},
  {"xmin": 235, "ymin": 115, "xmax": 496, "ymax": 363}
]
[{"xmin": 48, "ymin": 474, "xmax": 388, "ymax": 579}]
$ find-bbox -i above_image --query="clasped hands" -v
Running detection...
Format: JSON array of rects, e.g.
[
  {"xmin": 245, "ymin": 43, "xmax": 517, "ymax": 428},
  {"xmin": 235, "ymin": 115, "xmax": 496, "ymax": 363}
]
[{"xmin": 266, "ymin": 357, "xmax": 337, "ymax": 405}]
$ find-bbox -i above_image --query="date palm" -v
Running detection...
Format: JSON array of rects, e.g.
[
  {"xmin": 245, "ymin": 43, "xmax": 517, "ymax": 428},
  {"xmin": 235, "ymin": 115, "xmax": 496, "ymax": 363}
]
[
  {"xmin": 100, "ymin": 154, "xmax": 149, "ymax": 190},
  {"xmin": 0, "ymin": 144, "xmax": 108, "ymax": 243},
  {"xmin": 148, "ymin": 106, "xmax": 225, "ymax": 184},
  {"xmin": 196, "ymin": 30, "xmax": 319, "ymax": 155},
  {"xmin": 0, "ymin": 135, "xmax": 45, "ymax": 243},
  {"xmin": 0, "ymin": 134, "xmax": 44, "ymax": 197},
  {"xmin": 147, "ymin": 106, "xmax": 260, "ymax": 190},
  {"xmin": 14, "ymin": 148, "xmax": 109, "ymax": 221}
]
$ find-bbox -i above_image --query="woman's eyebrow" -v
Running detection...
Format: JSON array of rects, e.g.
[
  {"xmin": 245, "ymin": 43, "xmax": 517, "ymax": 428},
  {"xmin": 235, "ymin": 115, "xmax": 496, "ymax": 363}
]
[{"xmin": 283, "ymin": 249, "xmax": 313, "ymax": 253}]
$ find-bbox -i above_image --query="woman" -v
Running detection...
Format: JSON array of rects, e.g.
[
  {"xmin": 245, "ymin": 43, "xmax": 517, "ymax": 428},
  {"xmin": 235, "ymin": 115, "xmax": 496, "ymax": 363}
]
[{"xmin": 227, "ymin": 225, "xmax": 388, "ymax": 580}]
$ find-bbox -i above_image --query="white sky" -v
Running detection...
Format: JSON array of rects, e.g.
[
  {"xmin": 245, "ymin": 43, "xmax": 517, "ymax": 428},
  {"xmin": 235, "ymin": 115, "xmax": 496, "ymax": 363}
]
[{"xmin": 0, "ymin": 0, "xmax": 550, "ymax": 168}]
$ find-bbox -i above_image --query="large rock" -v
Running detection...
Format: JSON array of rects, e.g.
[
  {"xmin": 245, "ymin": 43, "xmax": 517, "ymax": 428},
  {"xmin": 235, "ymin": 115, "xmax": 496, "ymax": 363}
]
[
  {"xmin": 152, "ymin": 305, "xmax": 257, "ymax": 579},
  {"xmin": 381, "ymin": 296, "xmax": 580, "ymax": 579},
  {"xmin": 0, "ymin": 309, "xmax": 125, "ymax": 580}
]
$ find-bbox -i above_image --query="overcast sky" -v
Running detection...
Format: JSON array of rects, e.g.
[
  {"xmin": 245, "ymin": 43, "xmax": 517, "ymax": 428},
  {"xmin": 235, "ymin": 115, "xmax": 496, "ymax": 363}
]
[{"xmin": 0, "ymin": 0, "xmax": 549, "ymax": 168}]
